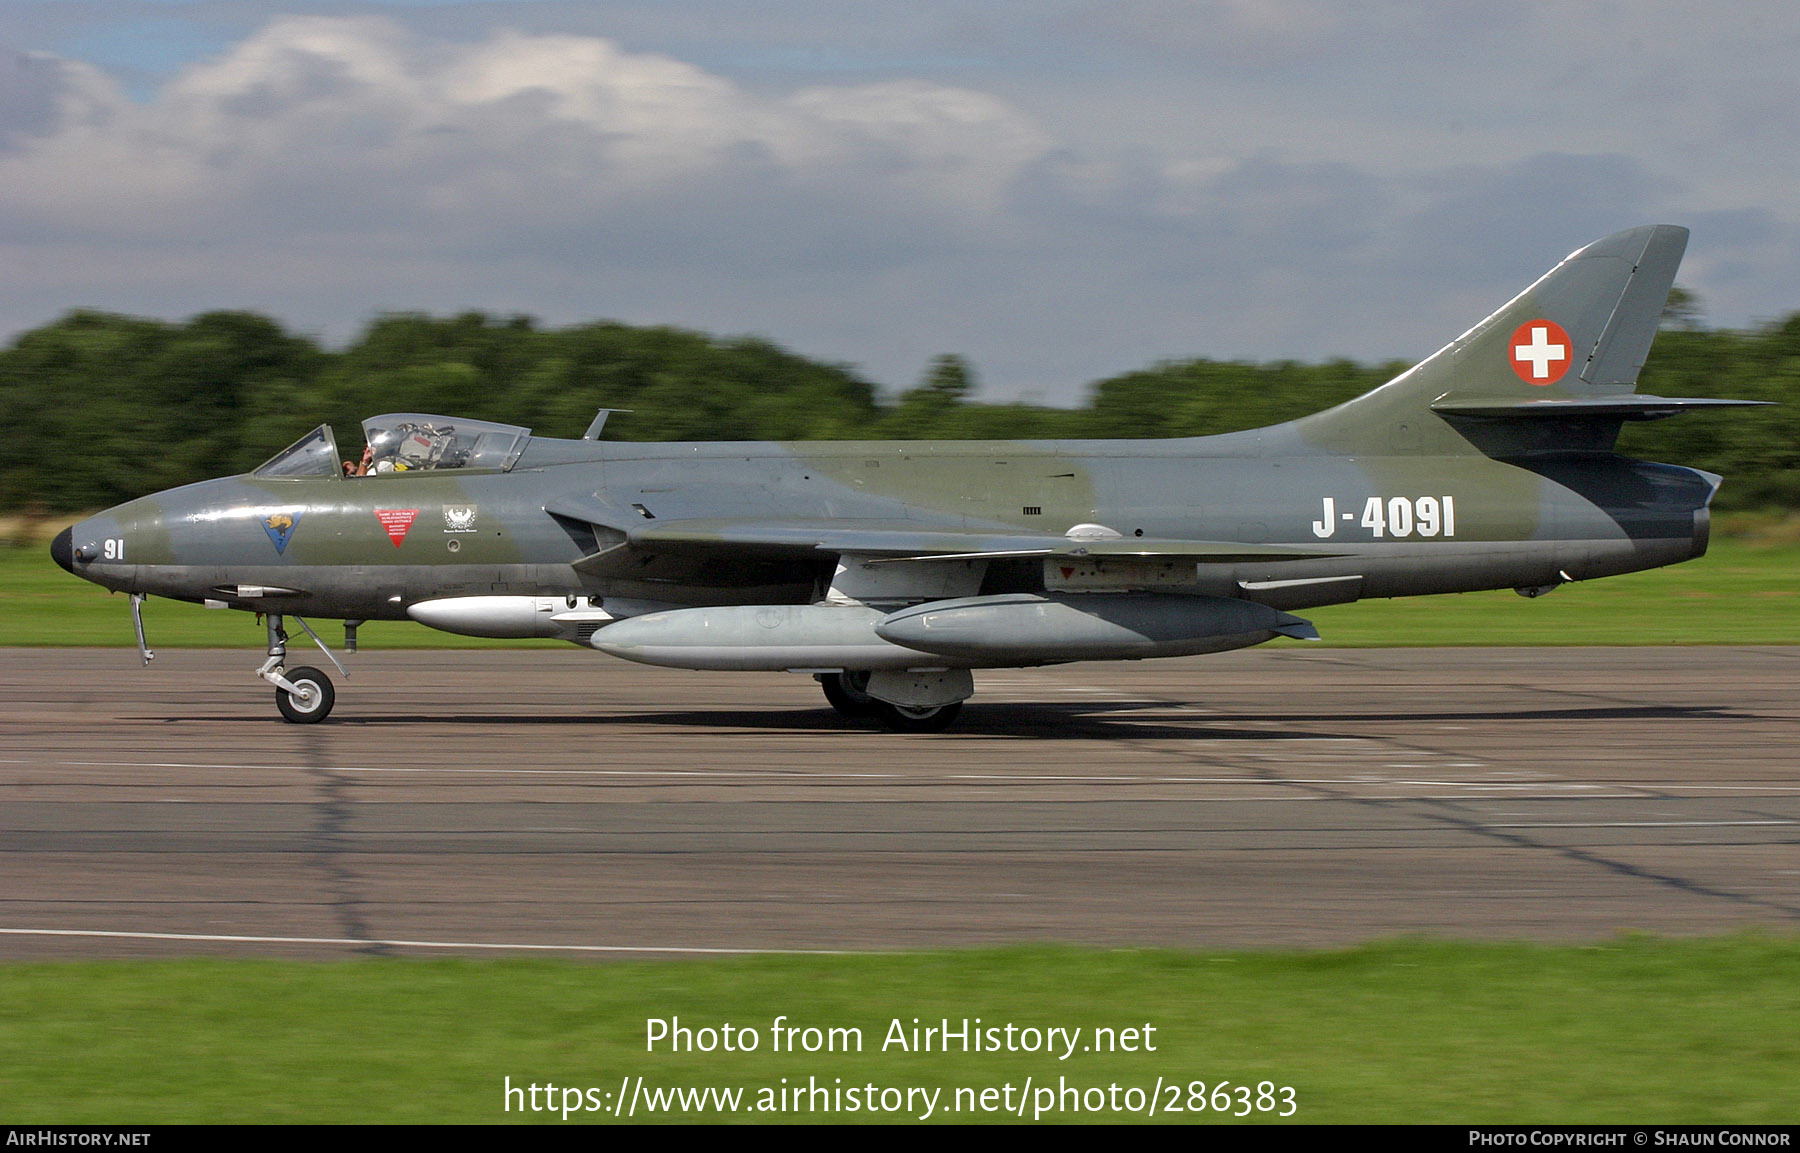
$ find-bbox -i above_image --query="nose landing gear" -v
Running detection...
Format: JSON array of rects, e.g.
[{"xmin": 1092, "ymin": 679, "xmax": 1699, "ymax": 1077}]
[{"xmin": 255, "ymin": 612, "xmax": 342, "ymax": 723}]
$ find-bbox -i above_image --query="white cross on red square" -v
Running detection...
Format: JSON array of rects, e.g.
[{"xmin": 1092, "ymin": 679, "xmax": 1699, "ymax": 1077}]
[{"xmin": 1509, "ymin": 319, "xmax": 1572, "ymax": 384}]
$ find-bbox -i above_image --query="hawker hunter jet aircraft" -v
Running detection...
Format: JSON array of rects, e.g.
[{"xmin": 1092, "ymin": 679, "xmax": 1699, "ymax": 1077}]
[{"xmin": 54, "ymin": 225, "xmax": 1761, "ymax": 730}]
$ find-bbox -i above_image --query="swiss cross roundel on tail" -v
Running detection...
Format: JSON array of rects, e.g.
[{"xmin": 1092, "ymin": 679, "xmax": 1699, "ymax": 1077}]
[{"xmin": 1508, "ymin": 319, "xmax": 1573, "ymax": 385}]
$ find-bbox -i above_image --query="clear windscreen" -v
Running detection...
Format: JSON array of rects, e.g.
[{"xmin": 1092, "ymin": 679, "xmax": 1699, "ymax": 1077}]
[{"xmin": 252, "ymin": 425, "xmax": 342, "ymax": 478}]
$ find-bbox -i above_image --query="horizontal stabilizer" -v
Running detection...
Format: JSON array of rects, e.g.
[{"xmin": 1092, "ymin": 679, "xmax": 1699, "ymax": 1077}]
[{"xmin": 1430, "ymin": 395, "xmax": 1771, "ymax": 422}]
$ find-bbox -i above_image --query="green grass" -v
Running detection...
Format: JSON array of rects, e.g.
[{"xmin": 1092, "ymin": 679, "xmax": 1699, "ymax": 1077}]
[
  {"xmin": 1296, "ymin": 536, "xmax": 1800, "ymax": 646},
  {"xmin": 4, "ymin": 535, "xmax": 1796, "ymax": 648},
  {"xmin": 1, "ymin": 938, "xmax": 1796, "ymax": 1123},
  {"xmin": 0, "ymin": 543, "xmax": 564, "ymax": 649}
]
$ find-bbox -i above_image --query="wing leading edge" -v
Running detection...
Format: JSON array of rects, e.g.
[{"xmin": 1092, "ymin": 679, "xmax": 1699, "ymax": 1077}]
[{"xmin": 568, "ymin": 516, "xmax": 1344, "ymax": 575}]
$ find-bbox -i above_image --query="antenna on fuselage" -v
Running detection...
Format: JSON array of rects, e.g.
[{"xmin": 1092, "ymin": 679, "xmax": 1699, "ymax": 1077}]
[{"xmin": 582, "ymin": 408, "xmax": 633, "ymax": 440}]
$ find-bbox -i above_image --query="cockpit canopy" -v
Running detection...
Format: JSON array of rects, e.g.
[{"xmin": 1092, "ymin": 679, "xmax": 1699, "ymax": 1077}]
[
  {"xmin": 253, "ymin": 414, "xmax": 532, "ymax": 479},
  {"xmin": 362, "ymin": 414, "xmax": 531, "ymax": 474}
]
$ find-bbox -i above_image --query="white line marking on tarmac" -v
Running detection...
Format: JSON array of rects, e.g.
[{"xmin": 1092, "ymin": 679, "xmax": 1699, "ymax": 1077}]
[
  {"xmin": 0, "ymin": 927, "xmax": 840, "ymax": 955},
  {"xmin": 0, "ymin": 759, "xmax": 1609, "ymax": 789},
  {"xmin": 1481, "ymin": 820, "xmax": 1796, "ymax": 830},
  {"xmin": 8, "ymin": 758, "xmax": 1800, "ymax": 794}
]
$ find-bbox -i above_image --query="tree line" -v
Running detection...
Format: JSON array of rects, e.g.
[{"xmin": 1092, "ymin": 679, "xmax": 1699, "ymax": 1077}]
[{"xmin": 1, "ymin": 307, "xmax": 1794, "ymax": 513}]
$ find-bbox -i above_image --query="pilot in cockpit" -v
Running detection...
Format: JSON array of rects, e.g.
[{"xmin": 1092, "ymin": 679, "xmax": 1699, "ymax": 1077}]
[{"xmin": 342, "ymin": 445, "xmax": 374, "ymax": 477}]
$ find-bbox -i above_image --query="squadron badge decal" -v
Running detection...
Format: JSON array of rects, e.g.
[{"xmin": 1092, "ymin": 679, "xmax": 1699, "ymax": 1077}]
[
  {"xmin": 443, "ymin": 505, "xmax": 478, "ymax": 533},
  {"xmin": 262, "ymin": 511, "xmax": 301, "ymax": 554}
]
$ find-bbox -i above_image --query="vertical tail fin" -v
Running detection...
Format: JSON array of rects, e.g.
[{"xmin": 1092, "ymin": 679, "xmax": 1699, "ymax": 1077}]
[
  {"xmin": 1294, "ymin": 225, "xmax": 1689, "ymax": 454},
  {"xmin": 1437, "ymin": 223, "xmax": 1687, "ymax": 401}
]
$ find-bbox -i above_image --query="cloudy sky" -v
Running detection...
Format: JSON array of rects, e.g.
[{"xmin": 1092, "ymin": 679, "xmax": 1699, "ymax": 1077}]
[{"xmin": 2, "ymin": 2, "xmax": 1797, "ymax": 402}]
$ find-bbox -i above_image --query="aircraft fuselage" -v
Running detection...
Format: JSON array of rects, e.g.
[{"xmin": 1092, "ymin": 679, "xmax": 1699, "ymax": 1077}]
[{"xmin": 61, "ymin": 428, "xmax": 1714, "ymax": 623}]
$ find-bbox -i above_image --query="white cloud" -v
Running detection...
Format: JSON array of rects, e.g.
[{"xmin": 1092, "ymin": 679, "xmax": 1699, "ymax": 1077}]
[
  {"xmin": 1, "ymin": 9, "xmax": 1797, "ymax": 401},
  {"xmin": 0, "ymin": 17, "xmax": 1054, "ymax": 240}
]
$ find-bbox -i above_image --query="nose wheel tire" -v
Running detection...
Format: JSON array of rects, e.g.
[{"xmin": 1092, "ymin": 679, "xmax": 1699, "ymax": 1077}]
[
  {"xmin": 871, "ymin": 699, "xmax": 961, "ymax": 733},
  {"xmin": 818, "ymin": 670, "xmax": 877, "ymax": 717},
  {"xmin": 275, "ymin": 666, "xmax": 335, "ymax": 724}
]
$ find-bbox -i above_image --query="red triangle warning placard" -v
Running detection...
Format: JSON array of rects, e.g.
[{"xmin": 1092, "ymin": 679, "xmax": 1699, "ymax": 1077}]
[{"xmin": 375, "ymin": 508, "xmax": 419, "ymax": 547}]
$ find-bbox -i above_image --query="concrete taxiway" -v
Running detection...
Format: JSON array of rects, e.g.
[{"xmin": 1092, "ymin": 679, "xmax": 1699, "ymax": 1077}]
[{"xmin": 2, "ymin": 646, "xmax": 1796, "ymax": 958}]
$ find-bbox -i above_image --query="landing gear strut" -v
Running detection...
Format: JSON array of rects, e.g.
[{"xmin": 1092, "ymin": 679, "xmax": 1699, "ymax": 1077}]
[{"xmin": 256, "ymin": 612, "xmax": 338, "ymax": 723}]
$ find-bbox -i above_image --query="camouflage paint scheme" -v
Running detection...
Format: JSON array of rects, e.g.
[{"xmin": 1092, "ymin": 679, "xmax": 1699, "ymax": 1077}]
[{"xmin": 52, "ymin": 226, "xmax": 1760, "ymax": 730}]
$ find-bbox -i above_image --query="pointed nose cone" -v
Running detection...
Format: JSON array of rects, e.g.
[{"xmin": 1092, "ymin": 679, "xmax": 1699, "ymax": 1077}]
[{"xmin": 51, "ymin": 527, "xmax": 74, "ymax": 574}]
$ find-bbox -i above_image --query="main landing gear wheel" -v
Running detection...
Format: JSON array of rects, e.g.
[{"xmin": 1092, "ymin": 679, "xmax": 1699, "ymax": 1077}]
[
  {"xmin": 872, "ymin": 699, "xmax": 962, "ymax": 733},
  {"xmin": 818, "ymin": 671, "xmax": 877, "ymax": 717},
  {"xmin": 275, "ymin": 665, "xmax": 335, "ymax": 724}
]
